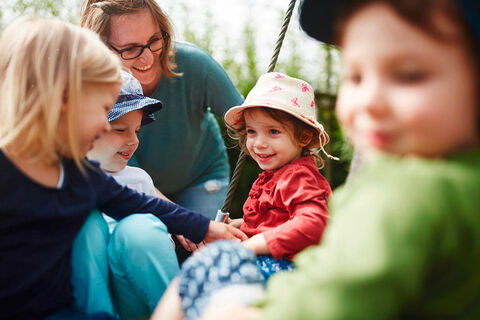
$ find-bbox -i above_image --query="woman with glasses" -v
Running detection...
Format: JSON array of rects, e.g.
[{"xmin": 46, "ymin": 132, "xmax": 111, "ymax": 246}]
[{"xmin": 81, "ymin": 0, "xmax": 243, "ymax": 223}]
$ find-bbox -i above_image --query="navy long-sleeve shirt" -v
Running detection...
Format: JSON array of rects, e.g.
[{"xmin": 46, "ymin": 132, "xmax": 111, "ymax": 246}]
[{"xmin": 0, "ymin": 153, "xmax": 210, "ymax": 320}]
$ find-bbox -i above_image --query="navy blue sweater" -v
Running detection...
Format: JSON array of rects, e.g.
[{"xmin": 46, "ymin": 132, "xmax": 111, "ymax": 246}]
[{"xmin": 0, "ymin": 153, "xmax": 210, "ymax": 320}]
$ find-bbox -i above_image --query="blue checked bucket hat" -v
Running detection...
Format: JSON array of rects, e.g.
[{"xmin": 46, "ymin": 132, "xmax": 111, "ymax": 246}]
[{"xmin": 108, "ymin": 71, "xmax": 162, "ymax": 126}]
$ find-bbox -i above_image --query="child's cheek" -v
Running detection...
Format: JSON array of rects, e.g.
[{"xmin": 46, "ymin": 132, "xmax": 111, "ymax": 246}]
[
  {"xmin": 393, "ymin": 93, "xmax": 433, "ymax": 129},
  {"xmin": 132, "ymin": 144, "xmax": 139, "ymax": 153},
  {"xmin": 245, "ymin": 137, "xmax": 254, "ymax": 153},
  {"xmin": 335, "ymin": 91, "xmax": 355, "ymax": 131}
]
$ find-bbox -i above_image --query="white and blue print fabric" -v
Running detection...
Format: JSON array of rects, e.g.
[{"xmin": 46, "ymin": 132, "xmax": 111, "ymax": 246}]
[{"xmin": 178, "ymin": 240, "xmax": 263, "ymax": 320}]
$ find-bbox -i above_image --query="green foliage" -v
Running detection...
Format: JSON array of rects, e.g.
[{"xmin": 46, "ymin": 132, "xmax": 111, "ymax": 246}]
[
  {"xmin": 222, "ymin": 23, "xmax": 260, "ymax": 96},
  {"xmin": 1, "ymin": 0, "xmax": 78, "ymax": 29},
  {"xmin": 179, "ymin": 4, "xmax": 215, "ymax": 55},
  {"xmin": 11, "ymin": 0, "xmax": 60, "ymax": 16},
  {"xmin": 275, "ymin": 38, "xmax": 302, "ymax": 79}
]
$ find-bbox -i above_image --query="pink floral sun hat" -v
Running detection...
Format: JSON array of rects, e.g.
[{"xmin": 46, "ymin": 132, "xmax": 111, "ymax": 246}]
[{"xmin": 224, "ymin": 72, "xmax": 330, "ymax": 149}]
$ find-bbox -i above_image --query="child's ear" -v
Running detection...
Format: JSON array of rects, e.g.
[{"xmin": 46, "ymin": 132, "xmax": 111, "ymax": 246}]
[{"xmin": 299, "ymin": 130, "xmax": 314, "ymax": 147}]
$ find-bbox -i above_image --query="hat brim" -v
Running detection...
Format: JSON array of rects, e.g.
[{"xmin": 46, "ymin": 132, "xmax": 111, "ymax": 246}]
[
  {"xmin": 139, "ymin": 98, "xmax": 162, "ymax": 126},
  {"xmin": 299, "ymin": 0, "xmax": 341, "ymax": 44},
  {"xmin": 224, "ymin": 103, "xmax": 324, "ymax": 148},
  {"xmin": 300, "ymin": 0, "xmax": 480, "ymax": 46},
  {"xmin": 109, "ymin": 97, "xmax": 162, "ymax": 126}
]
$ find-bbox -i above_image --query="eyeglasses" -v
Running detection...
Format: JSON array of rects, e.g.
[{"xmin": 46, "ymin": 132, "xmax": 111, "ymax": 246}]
[{"xmin": 108, "ymin": 31, "xmax": 169, "ymax": 60}]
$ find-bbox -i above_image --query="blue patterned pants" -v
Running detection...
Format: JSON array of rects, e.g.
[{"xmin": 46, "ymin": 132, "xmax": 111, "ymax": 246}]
[{"xmin": 178, "ymin": 240, "xmax": 294, "ymax": 320}]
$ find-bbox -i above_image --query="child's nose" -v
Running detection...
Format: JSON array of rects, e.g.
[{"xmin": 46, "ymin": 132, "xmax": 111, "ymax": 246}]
[
  {"xmin": 359, "ymin": 78, "xmax": 390, "ymax": 117},
  {"xmin": 254, "ymin": 136, "xmax": 268, "ymax": 149},
  {"xmin": 104, "ymin": 121, "xmax": 111, "ymax": 133},
  {"xmin": 127, "ymin": 132, "xmax": 139, "ymax": 146}
]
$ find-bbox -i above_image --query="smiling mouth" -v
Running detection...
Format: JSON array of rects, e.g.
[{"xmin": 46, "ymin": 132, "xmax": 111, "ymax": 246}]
[
  {"xmin": 256, "ymin": 153, "xmax": 275, "ymax": 161},
  {"xmin": 117, "ymin": 151, "xmax": 133, "ymax": 160},
  {"xmin": 365, "ymin": 131, "xmax": 393, "ymax": 148},
  {"xmin": 134, "ymin": 64, "xmax": 152, "ymax": 71}
]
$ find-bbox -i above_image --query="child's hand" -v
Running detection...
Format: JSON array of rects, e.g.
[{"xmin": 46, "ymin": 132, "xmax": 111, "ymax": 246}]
[
  {"xmin": 228, "ymin": 218, "xmax": 244, "ymax": 229},
  {"xmin": 200, "ymin": 305, "xmax": 261, "ymax": 320},
  {"xmin": 204, "ymin": 221, "xmax": 248, "ymax": 243},
  {"xmin": 176, "ymin": 235, "xmax": 205, "ymax": 252},
  {"xmin": 242, "ymin": 234, "xmax": 270, "ymax": 255},
  {"xmin": 151, "ymin": 277, "xmax": 183, "ymax": 320}
]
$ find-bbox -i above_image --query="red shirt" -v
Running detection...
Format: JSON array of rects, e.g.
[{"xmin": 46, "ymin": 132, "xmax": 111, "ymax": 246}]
[{"xmin": 240, "ymin": 156, "xmax": 331, "ymax": 260}]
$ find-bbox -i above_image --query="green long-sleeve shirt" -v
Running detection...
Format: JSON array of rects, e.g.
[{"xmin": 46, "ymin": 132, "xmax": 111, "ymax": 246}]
[{"xmin": 260, "ymin": 150, "xmax": 480, "ymax": 319}]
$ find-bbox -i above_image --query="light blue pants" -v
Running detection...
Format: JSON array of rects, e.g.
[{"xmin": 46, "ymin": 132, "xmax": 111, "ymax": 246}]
[
  {"xmin": 71, "ymin": 211, "xmax": 180, "ymax": 320},
  {"xmin": 168, "ymin": 178, "xmax": 229, "ymax": 220}
]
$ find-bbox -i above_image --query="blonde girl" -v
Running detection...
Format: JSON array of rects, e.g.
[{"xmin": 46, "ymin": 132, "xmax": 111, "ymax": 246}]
[{"xmin": 0, "ymin": 16, "xmax": 245, "ymax": 320}]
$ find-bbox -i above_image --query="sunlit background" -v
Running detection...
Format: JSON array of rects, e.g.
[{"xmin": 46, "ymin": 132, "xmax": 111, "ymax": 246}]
[{"xmin": 0, "ymin": 0, "xmax": 351, "ymax": 215}]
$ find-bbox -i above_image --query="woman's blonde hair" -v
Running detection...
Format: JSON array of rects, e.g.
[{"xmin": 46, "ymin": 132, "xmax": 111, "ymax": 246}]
[
  {"xmin": 0, "ymin": 16, "xmax": 122, "ymax": 169},
  {"xmin": 227, "ymin": 107, "xmax": 329, "ymax": 169},
  {"xmin": 80, "ymin": 0, "xmax": 180, "ymax": 79}
]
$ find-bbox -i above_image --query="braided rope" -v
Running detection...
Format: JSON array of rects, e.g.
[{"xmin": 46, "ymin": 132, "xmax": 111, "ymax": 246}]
[
  {"xmin": 221, "ymin": 0, "xmax": 297, "ymax": 214},
  {"xmin": 266, "ymin": 0, "xmax": 297, "ymax": 73}
]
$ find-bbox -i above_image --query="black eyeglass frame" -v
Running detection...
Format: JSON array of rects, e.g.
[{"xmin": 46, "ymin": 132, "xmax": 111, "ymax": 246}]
[{"xmin": 108, "ymin": 31, "xmax": 169, "ymax": 60}]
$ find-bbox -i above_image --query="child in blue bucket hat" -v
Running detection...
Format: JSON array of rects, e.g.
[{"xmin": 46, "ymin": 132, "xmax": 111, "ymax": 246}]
[
  {"xmin": 152, "ymin": 0, "xmax": 480, "ymax": 319},
  {"xmin": 75, "ymin": 70, "xmax": 247, "ymax": 319},
  {"xmin": 87, "ymin": 70, "xmax": 163, "ymax": 195},
  {"xmin": 71, "ymin": 71, "xmax": 180, "ymax": 319}
]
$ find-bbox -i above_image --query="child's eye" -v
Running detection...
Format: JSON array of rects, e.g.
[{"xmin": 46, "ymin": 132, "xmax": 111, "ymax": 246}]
[
  {"xmin": 342, "ymin": 70, "xmax": 362, "ymax": 85},
  {"xmin": 394, "ymin": 70, "xmax": 427, "ymax": 84},
  {"xmin": 246, "ymin": 129, "xmax": 256, "ymax": 135},
  {"xmin": 114, "ymin": 128, "xmax": 125, "ymax": 133},
  {"xmin": 270, "ymin": 129, "xmax": 280, "ymax": 135},
  {"xmin": 348, "ymin": 73, "xmax": 362, "ymax": 84}
]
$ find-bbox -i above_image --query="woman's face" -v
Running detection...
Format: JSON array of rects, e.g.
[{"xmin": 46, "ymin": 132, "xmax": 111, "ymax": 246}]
[{"xmin": 109, "ymin": 8, "xmax": 163, "ymax": 96}]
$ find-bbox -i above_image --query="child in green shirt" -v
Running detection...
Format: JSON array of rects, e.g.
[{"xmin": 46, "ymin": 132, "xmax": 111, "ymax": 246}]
[{"xmin": 152, "ymin": 0, "xmax": 480, "ymax": 319}]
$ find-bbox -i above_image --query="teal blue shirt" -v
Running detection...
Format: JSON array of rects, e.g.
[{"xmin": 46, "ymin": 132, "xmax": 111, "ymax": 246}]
[{"xmin": 131, "ymin": 42, "xmax": 243, "ymax": 194}]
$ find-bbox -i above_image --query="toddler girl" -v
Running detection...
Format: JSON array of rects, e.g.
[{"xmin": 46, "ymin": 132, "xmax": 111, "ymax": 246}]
[
  {"xmin": 173, "ymin": 72, "xmax": 334, "ymax": 319},
  {"xmin": 152, "ymin": 0, "xmax": 480, "ymax": 319},
  {"xmin": 223, "ymin": 72, "xmax": 333, "ymax": 277},
  {"xmin": 0, "ymin": 16, "xmax": 245, "ymax": 320}
]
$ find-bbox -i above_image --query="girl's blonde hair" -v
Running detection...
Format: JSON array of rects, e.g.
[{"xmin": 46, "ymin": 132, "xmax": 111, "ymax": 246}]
[
  {"xmin": 0, "ymin": 16, "xmax": 122, "ymax": 169},
  {"xmin": 228, "ymin": 107, "xmax": 328, "ymax": 169},
  {"xmin": 80, "ymin": 0, "xmax": 180, "ymax": 80}
]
